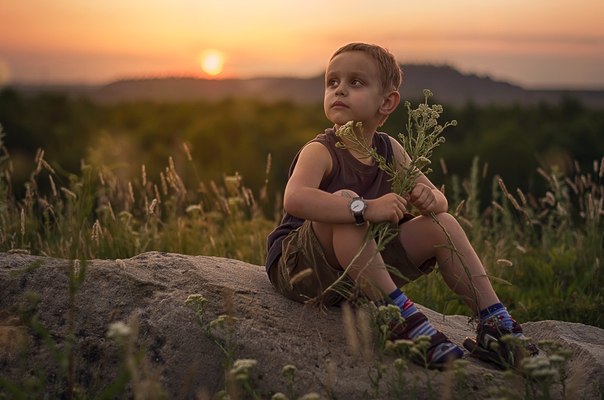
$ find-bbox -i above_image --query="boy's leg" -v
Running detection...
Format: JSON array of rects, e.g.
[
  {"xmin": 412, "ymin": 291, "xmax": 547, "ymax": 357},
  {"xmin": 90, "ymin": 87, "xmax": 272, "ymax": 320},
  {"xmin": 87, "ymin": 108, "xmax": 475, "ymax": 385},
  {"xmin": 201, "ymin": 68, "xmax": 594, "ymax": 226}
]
[
  {"xmin": 397, "ymin": 212, "xmax": 499, "ymax": 312},
  {"xmin": 397, "ymin": 212, "xmax": 538, "ymax": 362},
  {"xmin": 312, "ymin": 217, "xmax": 397, "ymax": 300},
  {"xmin": 271, "ymin": 220, "xmax": 348, "ymax": 306},
  {"xmin": 312, "ymin": 199, "xmax": 463, "ymax": 368}
]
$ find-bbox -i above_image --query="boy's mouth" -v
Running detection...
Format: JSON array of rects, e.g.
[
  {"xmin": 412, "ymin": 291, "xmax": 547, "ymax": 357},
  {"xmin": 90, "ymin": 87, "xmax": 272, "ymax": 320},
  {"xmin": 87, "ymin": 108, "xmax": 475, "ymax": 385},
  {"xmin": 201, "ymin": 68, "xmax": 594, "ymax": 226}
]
[{"xmin": 331, "ymin": 101, "xmax": 349, "ymax": 109}]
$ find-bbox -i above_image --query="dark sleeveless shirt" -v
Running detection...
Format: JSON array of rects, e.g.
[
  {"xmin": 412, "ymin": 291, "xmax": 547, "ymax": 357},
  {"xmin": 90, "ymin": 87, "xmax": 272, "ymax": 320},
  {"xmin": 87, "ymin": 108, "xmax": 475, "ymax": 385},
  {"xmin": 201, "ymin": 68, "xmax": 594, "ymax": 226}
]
[{"xmin": 265, "ymin": 127, "xmax": 395, "ymax": 273}]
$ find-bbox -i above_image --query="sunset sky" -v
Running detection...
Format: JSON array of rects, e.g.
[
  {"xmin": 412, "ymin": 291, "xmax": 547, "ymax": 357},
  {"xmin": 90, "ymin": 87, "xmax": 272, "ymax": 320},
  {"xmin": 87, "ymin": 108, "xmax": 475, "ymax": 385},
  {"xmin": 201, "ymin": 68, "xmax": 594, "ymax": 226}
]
[{"xmin": 1, "ymin": 0, "xmax": 603, "ymax": 89}]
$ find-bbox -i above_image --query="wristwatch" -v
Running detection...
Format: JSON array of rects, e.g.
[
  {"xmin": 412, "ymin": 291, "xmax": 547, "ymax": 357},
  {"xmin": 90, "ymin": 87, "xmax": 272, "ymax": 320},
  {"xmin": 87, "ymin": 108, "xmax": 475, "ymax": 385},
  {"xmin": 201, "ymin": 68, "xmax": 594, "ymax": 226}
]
[{"xmin": 349, "ymin": 197, "xmax": 368, "ymax": 225}]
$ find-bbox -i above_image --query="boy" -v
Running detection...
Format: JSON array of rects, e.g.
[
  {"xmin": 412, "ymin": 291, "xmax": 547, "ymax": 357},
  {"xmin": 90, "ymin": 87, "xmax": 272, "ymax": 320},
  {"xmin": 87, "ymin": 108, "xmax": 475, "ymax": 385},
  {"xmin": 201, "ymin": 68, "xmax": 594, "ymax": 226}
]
[{"xmin": 266, "ymin": 43, "xmax": 537, "ymax": 369}]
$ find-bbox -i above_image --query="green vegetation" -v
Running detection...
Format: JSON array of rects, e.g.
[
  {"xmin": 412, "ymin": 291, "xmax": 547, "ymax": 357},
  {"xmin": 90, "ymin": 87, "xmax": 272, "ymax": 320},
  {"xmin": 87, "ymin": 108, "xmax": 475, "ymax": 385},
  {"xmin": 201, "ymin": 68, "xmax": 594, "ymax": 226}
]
[
  {"xmin": 1, "ymin": 89, "xmax": 603, "ymax": 201},
  {"xmin": 405, "ymin": 154, "xmax": 603, "ymax": 327},
  {"xmin": 0, "ymin": 90, "xmax": 602, "ymax": 330},
  {"xmin": 0, "ymin": 89, "xmax": 602, "ymax": 399}
]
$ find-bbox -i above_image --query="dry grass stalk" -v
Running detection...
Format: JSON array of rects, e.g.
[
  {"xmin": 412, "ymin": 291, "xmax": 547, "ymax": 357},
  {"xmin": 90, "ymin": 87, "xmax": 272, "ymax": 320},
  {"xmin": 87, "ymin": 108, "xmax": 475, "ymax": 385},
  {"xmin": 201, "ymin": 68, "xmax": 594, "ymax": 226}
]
[
  {"xmin": 357, "ymin": 307, "xmax": 374, "ymax": 363},
  {"xmin": 341, "ymin": 302, "xmax": 360, "ymax": 356}
]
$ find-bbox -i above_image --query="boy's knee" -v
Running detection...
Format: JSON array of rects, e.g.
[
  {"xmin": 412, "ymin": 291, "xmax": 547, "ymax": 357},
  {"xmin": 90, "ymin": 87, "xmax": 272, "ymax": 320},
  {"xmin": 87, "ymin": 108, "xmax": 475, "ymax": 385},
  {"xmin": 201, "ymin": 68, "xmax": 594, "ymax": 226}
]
[
  {"xmin": 432, "ymin": 212, "xmax": 463, "ymax": 232},
  {"xmin": 433, "ymin": 212, "xmax": 455, "ymax": 223}
]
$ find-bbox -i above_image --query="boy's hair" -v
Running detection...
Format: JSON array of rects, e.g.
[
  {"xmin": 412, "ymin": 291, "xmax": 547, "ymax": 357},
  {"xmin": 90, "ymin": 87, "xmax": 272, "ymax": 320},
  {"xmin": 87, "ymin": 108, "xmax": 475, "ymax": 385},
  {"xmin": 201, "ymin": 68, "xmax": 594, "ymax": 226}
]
[{"xmin": 330, "ymin": 43, "xmax": 403, "ymax": 92}]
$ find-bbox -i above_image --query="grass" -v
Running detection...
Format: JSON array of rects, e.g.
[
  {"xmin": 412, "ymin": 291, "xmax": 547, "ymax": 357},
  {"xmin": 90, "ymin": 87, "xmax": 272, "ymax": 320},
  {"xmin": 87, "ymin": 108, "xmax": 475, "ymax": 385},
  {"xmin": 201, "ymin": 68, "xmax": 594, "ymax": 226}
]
[
  {"xmin": 404, "ymin": 155, "xmax": 603, "ymax": 327},
  {"xmin": 0, "ymin": 124, "xmax": 602, "ymax": 327},
  {"xmin": 1, "ymin": 123, "xmax": 602, "ymax": 399},
  {"xmin": 0, "ymin": 129, "xmax": 274, "ymax": 266}
]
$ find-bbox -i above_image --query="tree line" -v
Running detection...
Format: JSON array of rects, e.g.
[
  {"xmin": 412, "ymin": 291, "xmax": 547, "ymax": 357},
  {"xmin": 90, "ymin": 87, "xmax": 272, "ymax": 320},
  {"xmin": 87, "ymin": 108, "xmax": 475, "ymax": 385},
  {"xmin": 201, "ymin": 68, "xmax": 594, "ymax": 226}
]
[{"xmin": 1, "ymin": 88, "xmax": 603, "ymax": 213}]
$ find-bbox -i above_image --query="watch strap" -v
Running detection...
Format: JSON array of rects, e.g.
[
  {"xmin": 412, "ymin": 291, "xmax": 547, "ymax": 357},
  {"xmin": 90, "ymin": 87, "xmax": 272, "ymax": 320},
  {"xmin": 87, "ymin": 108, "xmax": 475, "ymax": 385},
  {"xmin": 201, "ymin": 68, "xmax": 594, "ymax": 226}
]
[{"xmin": 350, "ymin": 197, "xmax": 367, "ymax": 225}]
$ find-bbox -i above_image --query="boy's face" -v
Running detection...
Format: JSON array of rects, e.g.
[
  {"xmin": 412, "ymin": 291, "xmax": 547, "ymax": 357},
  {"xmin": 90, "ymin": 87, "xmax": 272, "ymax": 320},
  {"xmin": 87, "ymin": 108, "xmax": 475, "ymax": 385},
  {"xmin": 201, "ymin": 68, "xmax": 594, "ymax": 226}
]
[{"xmin": 324, "ymin": 51, "xmax": 388, "ymax": 128}]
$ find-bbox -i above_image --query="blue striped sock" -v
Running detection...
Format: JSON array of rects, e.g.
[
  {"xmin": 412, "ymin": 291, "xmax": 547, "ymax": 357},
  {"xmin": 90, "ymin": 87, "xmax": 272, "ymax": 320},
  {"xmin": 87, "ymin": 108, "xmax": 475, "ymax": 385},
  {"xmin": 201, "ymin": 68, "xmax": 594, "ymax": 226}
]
[
  {"xmin": 388, "ymin": 288, "xmax": 463, "ymax": 366},
  {"xmin": 388, "ymin": 287, "xmax": 417, "ymax": 318},
  {"xmin": 388, "ymin": 288, "xmax": 437, "ymax": 338},
  {"xmin": 480, "ymin": 302, "xmax": 514, "ymax": 331}
]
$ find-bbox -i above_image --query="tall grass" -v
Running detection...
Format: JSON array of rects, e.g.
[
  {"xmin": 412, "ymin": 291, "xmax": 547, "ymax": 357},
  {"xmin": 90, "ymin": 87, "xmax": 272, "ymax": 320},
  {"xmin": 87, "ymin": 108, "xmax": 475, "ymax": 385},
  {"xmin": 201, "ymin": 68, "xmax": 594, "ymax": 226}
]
[
  {"xmin": 405, "ymin": 156, "xmax": 603, "ymax": 327},
  {"xmin": 0, "ymin": 127, "xmax": 274, "ymax": 266},
  {"xmin": 0, "ymin": 126, "xmax": 602, "ymax": 327}
]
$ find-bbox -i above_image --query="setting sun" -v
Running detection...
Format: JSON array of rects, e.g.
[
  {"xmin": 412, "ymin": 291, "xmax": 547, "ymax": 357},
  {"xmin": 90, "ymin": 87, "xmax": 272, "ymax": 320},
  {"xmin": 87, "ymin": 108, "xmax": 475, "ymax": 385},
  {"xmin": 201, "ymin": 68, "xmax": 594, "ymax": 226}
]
[{"xmin": 199, "ymin": 49, "xmax": 225, "ymax": 77}]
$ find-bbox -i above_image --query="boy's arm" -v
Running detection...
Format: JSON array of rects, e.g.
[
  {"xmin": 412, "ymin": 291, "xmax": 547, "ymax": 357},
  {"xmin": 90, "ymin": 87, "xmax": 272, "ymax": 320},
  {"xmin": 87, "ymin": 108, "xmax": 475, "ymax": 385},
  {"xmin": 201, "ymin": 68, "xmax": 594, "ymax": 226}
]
[
  {"xmin": 284, "ymin": 142, "xmax": 357, "ymax": 223},
  {"xmin": 389, "ymin": 137, "xmax": 448, "ymax": 214},
  {"xmin": 286, "ymin": 141, "xmax": 409, "ymax": 224}
]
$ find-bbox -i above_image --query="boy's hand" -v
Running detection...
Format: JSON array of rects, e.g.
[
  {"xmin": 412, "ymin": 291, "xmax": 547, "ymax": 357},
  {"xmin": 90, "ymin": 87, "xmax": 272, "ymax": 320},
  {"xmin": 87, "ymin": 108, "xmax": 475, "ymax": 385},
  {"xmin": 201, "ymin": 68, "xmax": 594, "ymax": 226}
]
[
  {"xmin": 409, "ymin": 183, "xmax": 438, "ymax": 214},
  {"xmin": 366, "ymin": 193, "xmax": 407, "ymax": 224}
]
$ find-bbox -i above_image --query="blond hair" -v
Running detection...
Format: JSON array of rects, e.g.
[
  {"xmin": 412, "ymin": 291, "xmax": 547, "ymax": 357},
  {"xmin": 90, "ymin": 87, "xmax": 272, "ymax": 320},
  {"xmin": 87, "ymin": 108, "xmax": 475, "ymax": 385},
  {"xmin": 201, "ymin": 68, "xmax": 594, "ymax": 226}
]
[{"xmin": 330, "ymin": 43, "xmax": 403, "ymax": 92}]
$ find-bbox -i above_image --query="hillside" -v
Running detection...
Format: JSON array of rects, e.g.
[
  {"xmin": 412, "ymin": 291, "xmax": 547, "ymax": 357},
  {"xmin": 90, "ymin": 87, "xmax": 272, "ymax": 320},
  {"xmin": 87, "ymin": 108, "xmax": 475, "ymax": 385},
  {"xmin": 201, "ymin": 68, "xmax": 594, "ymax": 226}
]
[{"xmin": 10, "ymin": 64, "xmax": 604, "ymax": 107}]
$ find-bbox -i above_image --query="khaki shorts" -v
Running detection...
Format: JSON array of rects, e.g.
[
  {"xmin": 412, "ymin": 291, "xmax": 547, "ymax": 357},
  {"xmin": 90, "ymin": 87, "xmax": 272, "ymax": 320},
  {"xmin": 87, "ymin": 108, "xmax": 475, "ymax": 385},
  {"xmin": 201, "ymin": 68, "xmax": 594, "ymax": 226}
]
[{"xmin": 268, "ymin": 218, "xmax": 435, "ymax": 306}]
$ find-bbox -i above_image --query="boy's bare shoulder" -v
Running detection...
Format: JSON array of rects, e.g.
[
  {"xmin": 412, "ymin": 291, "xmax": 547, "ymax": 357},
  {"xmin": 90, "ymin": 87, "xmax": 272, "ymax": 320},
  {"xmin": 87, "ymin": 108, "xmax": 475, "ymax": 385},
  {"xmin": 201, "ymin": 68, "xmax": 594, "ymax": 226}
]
[
  {"xmin": 387, "ymin": 135, "xmax": 410, "ymax": 165},
  {"xmin": 294, "ymin": 141, "xmax": 333, "ymax": 176},
  {"xmin": 300, "ymin": 140, "xmax": 331, "ymax": 158},
  {"xmin": 387, "ymin": 135, "xmax": 403, "ymax": 149}
]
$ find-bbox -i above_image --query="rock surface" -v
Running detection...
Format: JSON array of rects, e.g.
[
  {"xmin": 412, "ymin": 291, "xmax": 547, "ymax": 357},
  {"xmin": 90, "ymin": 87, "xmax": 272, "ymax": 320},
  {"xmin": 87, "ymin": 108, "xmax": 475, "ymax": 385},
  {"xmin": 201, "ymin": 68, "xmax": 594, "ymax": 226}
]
[{"xmin": 1, "ymin": 251, "xmax": 603, "ymax": 399}]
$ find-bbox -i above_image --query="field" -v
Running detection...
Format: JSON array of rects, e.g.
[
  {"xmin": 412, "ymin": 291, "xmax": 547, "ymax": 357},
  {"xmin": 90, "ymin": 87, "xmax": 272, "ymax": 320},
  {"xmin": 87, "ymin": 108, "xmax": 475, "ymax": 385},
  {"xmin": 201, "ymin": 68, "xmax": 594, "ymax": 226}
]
[
  {"xmin": 0, "ymin": 91, "xmax": 603, "ymax": 399},
  {"xmin": 0, "ymin": 105, "xmax": 602, "ymax": 328}
]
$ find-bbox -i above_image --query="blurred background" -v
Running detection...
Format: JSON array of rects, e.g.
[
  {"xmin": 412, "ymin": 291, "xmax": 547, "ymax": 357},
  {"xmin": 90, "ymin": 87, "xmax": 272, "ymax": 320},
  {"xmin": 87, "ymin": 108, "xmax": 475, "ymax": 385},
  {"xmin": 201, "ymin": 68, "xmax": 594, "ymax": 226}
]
[{"xmin": 1, "ymin": 0, "xmax": 603, "ymax": 210}]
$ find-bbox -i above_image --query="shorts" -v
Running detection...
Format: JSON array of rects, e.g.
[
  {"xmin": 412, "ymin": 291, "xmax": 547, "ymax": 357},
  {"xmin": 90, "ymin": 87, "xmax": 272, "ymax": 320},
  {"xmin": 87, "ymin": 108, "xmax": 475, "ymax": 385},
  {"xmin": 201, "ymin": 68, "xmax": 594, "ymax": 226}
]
[{"xmin": 268, "ymin": 217, "xmax": 435, "ymax": 306}]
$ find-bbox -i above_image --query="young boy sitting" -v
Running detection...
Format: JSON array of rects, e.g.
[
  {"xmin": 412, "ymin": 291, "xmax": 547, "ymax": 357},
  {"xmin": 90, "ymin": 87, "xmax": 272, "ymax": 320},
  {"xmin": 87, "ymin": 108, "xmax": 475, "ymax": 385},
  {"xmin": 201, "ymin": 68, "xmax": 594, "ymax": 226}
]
[{"xmin": 265, "ymin": 42, "xmax": 538, "ymax": 369}]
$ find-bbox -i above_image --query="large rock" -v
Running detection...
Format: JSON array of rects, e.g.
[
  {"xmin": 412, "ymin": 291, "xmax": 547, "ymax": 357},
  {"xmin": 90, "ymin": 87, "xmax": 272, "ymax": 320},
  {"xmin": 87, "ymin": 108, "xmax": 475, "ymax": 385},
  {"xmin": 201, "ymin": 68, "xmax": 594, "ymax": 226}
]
[{"xmin": 0, "ymin": 251, "xmax": 603, "ymax": 399}]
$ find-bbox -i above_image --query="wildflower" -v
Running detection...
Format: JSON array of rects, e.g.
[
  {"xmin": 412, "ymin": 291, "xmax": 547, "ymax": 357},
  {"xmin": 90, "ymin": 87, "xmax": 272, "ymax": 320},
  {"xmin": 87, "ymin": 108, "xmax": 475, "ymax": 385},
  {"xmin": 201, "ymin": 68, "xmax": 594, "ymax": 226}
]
[
  {"xmin": 185, "ymin": 294, "xmax": 207, "ymax": 307},
  {"xmin": 107, "ymin": 321, "xmax": 132, "ymax": 339},
  {"xmin": 281, "ymin": 364, "xmax": 297, "ymax": 377},
  {"xmin": 415, "ymin": 156, "xmax": 432, "ymax": 169},
  {"xmin": 230, "ymin": 358, "xmax": 257, "ymax": 381},
  {"xmin": 386, "ymin": 339, "xmax": 414, "ymax": 356},
  {"xmin": 209, "ymin": 314, "xmax": 236, "ymax": 329},
  {"xmin": 393, "ymin": 358, "xmax": 407, "ymax": 371},
  {"xmin": 377, "ymin": 304, "xmax": 401, "ymax": 322},
  {"xmin": 414, "ymin": 335, "xmax": 431, "ymax": 349}
]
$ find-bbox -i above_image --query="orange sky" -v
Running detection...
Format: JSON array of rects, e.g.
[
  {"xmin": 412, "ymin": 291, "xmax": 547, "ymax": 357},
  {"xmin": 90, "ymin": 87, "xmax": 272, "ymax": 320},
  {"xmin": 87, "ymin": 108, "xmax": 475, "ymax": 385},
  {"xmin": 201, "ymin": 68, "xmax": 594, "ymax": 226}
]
[{"xmin": 1, "ymin": 0, "xmax": 603, "ymax": 88}]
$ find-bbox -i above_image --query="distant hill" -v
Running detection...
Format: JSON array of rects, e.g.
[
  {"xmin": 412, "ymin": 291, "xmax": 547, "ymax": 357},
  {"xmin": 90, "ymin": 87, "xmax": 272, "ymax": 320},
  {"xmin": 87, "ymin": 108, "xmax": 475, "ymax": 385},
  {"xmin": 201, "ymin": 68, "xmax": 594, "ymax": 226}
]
[{"xmin": 10, "ymin": 64, "xmax": 604, "ymax": 107}]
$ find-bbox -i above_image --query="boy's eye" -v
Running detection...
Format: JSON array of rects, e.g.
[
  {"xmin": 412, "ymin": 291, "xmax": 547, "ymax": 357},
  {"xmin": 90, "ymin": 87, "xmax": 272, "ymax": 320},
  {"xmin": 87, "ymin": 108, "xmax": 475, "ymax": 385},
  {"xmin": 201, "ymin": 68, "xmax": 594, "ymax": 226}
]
[
  {"xmin": 351, "ymin": 79, "xmax": 363, "ymax": 86},
  {"xmin": 327, "ymin": 79, "xmax": 339, "ymax": 87}
]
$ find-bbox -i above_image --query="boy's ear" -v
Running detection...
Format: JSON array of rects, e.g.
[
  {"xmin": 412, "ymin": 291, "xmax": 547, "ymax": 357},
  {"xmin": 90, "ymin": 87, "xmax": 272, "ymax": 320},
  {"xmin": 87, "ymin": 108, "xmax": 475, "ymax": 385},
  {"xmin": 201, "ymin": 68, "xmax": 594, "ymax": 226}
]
[{"xmin": 379, "ymin": 90, "xmax": 400, "ymax": 116}]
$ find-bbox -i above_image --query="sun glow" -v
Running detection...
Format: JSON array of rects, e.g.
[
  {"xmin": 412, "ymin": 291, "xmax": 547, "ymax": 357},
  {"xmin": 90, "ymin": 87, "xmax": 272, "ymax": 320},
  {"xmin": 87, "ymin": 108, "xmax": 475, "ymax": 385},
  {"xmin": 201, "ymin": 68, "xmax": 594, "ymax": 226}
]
[{"xmin": 199, "ymin": 49, "xmax": 225, "ymax": 77}]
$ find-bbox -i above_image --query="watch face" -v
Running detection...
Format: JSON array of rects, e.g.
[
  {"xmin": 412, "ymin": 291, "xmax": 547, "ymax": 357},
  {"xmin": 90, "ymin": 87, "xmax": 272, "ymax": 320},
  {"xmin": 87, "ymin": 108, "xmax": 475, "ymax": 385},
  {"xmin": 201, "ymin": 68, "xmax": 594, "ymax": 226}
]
[{"xmin": 351, "ymin": 199, "xmax": 365, "ymax": 212}]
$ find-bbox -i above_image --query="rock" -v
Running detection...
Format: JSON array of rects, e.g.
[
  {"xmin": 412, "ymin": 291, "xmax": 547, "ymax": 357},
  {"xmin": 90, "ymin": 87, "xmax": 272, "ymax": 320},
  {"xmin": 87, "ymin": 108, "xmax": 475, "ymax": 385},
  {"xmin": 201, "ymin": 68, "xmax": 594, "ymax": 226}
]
[{"xmin": 0, "ymin": 251, "xmax": 603, "ymax": 399}]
